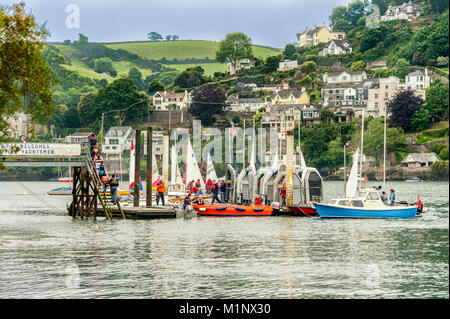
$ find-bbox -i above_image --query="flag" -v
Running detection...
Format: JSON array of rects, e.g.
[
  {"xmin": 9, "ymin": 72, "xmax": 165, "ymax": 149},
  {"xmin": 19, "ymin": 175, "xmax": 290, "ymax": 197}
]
[
  {"xmin": 131, "ymin": 140, "xmax": 134, "ymax": 151},
  {"xmin": 418, "ymin": 194, "xmax": 422, "ymax": 209}
]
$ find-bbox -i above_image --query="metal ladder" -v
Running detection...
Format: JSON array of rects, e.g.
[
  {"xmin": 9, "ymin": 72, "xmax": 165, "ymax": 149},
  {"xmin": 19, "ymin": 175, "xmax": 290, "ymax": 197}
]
[{"xmin": 85, "ymin": 153, "xmax": 125, "ymax": 219}]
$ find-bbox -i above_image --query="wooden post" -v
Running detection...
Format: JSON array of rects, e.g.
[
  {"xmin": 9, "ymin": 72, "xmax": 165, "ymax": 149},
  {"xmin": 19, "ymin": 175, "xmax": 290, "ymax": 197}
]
[
  {"xmin": 134, "ymin": 129, "xmax": 141, "ymax": 207},
  {"xmin": 146, "ymin": 126, "xmax": 153, "ymax": 207},
  {"xmin": 286, "ymin": 131, "xmax": 294, "ymax": 207}
]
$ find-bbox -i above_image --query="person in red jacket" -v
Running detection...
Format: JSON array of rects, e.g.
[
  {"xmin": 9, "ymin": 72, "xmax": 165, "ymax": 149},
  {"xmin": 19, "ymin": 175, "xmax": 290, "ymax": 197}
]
[
  {"xmin": 254, "ymin": 195, "xmax": 262, "ymax": 206},
  {"xmin": 280, "ymin": 182, "xmax": 287, "ymax": 207},
  {"xmin": 206, "ymin": 179, "xmax": 212, "ymax": 194}
]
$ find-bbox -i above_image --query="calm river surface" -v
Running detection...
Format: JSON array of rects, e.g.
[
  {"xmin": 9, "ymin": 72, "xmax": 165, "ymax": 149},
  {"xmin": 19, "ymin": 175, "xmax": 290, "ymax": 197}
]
[{"xmin": 0, "ymin": 180, "xmax": 448, "ymax": 299}]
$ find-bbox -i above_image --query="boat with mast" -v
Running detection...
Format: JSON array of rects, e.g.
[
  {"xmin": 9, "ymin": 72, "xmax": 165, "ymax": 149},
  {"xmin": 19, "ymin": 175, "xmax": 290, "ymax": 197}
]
[{"xmin": 313, "ymin": 111, "xmax": 418, "ymax": 218}]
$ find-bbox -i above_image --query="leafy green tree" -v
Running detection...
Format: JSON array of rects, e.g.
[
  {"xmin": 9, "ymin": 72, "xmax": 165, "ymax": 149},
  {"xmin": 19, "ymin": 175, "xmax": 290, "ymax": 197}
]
[
  {"xmin": 64, "ymin": 106, "xmax": 81, "ymax": 128},
  {"xmin": 388, "ymin": 88, "xmax": 423, "ymax": 131},
  {"xmin": 351, "ymin": 60, "xmax": 366, "ymax": 71},
  {"xmin": 433, "ymin": 143, "xmax": 447, "ymax": 154},
  {"xmin": 147, "ymin": 79, "xmax": 165, "ymax": 95},
  {"xmin": 320, "ymin": 109, "xmax": 336, "ymax": 123},
  {"xmin": 173, "ymin": 66, "xmax": 207, "ymax": 89},
  {"xmin": 92, "ymin": 58, "xmax": 117, "ymax": 77},
  {"xmin": 165, "ymin": 35, "xmax": 172, "ymax": 41},
  {"xmin": 363, "ymin": 118, "xmax": 406, "ymax": 164},
  {"xmin": 147, "ymin": 32, "xmax": 163, "ymax": 42},
  {"xmin": 93, "ymin": 78, "xmax": 149, "ymax": 130},
  {"xmin": 394, "ymin": 58, "xmax": 410, "ymax": 79},
  {"xmin": 439, "ymin": 147, "xmax": 449, "ymax": 160},
  {"xmin": 128, "ymin": 67, "xmax": 145, "ymax": 91},
  {"xmin": 333, "ymin": 18, "xmax": 352, "ymax": 32},
  {"xmin": 329, "ymin": 6, "xmax": 347, "ymax": 30},
  {"xmin": 216, "ymin": 32, "xmax": 253, "ymax": 72},
  {"xmin": 300, "ymin": 61, "xmax": 317, "ymax": 73},
  {"xmin": 263, "ymin": 55, "xmax": 282, "ymax": 73},
  {"xmin": 73, "ymin": 33, "xmax": 89, "ymax": 47},
  {"xmin": 0, "ymin": 3, "xmax": 55, "ymax": 139},
  {"xmin": 77, "ymin": 92, "xmax": 97, "ymax": 126},
  {"xmin": 423, "ymin": 79, "xmax": 449, "ymax": 121},
  {"xmin": 171, "ymin": 35, "xmax": 179, "ymax": 41},
  {"xmin": 284, "ymin": 44, "xmax": 296, "ymax": 59},
  {"xmin": 410, "ymin": 107, "xmax": 431, "ymax": 132},
  {"xmin": 189, "ymin": 84, "xmax": 226, "ymax": 126}
]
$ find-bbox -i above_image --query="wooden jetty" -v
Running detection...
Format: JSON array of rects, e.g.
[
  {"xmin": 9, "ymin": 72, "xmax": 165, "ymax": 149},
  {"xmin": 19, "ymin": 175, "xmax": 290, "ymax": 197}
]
[{"xmin": 96, "ymin": 205, "xmax": 176, "ymax": 219}]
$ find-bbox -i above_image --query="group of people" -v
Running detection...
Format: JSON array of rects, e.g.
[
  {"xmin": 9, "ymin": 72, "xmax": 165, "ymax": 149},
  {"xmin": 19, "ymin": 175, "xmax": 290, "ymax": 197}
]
[
  {"xmin": 89, "ymin": 133, "xmax": 120, "ymax": 205},
  {"xmin": 380, "ymin": 189, "xmax": 396, "ymax": 206}
]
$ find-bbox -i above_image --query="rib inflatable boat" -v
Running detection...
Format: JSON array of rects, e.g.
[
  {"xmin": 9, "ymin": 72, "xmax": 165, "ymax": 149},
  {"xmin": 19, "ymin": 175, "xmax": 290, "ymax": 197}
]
[{"xmin": 192, "ymin": 204, "xmax": 273, "ymax": 216}]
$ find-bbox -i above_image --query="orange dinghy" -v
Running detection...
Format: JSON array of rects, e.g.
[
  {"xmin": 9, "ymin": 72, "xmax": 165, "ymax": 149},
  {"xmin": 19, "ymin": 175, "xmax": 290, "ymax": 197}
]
[{"xmin": 192, "ymin": 204, "xmax": 273, "ymax": 217}]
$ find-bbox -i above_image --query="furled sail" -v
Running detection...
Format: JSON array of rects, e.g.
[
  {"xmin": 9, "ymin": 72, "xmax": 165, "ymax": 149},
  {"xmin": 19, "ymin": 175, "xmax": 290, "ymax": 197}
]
[{"xmin": 345, "ymin": 147, "xmax": 360, "ymax": 198}]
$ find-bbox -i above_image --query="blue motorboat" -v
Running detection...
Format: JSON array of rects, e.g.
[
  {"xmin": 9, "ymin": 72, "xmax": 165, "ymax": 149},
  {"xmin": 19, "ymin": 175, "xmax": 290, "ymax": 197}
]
[
  {"xmin": 405, "ymin": 178, "xmax": 423, "ymax": 182},
  {"xmin": 314, "ymin": 188, "xmax": 418, "ymax": 219}
]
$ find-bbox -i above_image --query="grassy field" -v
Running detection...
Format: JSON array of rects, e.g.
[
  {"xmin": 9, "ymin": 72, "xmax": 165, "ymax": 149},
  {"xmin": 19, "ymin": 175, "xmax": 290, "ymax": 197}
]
[
  {"xmin": 104, "ymin": 40, "xmax": 281, "ymax": 61},
  {"xmin": 52, "ymin": 40, "xmax": 281, "ymax": 84}
]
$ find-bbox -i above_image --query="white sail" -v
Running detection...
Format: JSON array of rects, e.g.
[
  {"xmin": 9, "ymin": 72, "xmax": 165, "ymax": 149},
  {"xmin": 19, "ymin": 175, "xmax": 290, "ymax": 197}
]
[
  {"xmin": 271, "ymin": 149, "xmax": 279, "ymax": 171},
  {"xmin": 206, "ymin": 152, "xmax": 218, "ymax": 182},
  {"xmin": 299, "ymin": 150, "xmax": 306, "ymax": 168},
  {"xmin": 152, "ymin": 153, "xmax": 160, "ymax": 183},
  {"xmin": 129, "ymin": 140, "xmax": 135, "ymax": 189},
  {"xmin": 249, "ymin": 127, "xmax": 256, "ymax": 173},
  {"xmin": 346, "ymin": 147, "xmax": 360, "ymax": 198},
  {"xmin": 171, "ymin": 145, "xmax": 177, "ymax": 186},
  {"xmin": 185, "ymin": 139, "xmax": 205, "ymax": 189}
]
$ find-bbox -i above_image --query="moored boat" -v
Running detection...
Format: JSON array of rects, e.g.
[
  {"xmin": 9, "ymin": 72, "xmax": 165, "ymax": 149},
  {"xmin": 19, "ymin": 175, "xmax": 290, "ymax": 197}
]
[
  {"xmin": 47, "ymin": 187, "xmax": 72, "ymax": 195},
  {"xmin": 192, "ymin": 203, "xmax": 273, "ymax": 216},
  {"xmin": 405, "ymin": 178, "xmax": 423, "ymax": 182}
]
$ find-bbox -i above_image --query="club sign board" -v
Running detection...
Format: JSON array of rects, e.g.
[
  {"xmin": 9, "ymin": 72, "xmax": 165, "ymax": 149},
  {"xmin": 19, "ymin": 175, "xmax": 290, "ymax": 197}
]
[{"xmin": 0, "ymin": 143, "xmax": 82, "ymax": 158}]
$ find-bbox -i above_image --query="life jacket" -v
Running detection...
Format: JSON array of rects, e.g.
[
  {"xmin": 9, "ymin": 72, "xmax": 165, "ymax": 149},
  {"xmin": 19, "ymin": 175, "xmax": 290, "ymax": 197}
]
[
  {"xmin": 280, "ymin": 185, "xmax": 286, "ymax": 196},
  {"xmin": 193, "ymin": 186, "xmax": 199, "ymax": 193},
  {"xmin": 195, "ymin": 181, "xmax": 201, "ymax": 188},
  {"xmin": 157, "ymin": 182, "xmax": 165, "ymax": 193},
  {"xmin": 254, "ymin": 197, "xmax": 262, "ymax": 205}
]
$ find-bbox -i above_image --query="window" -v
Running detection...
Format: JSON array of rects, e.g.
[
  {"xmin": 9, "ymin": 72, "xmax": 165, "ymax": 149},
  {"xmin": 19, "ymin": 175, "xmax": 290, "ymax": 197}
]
[
  {"xmin": 352, "ymin": 200, "xmax": 364, "ymax": 207},
  {"xmin": 338, "ymin": 200, "xmax": 351, "ymax": 206},
  {"xmin": 375, "ymin": 93, "xmax": 378, "ymax": 99},
  {"xmin": 367, "ymin": 192, "xmax": 379, "ymax": 200},
  {"xmin": 385, "ymin": 93, "xmax": 389, "ymax": 99},
  {"xmin": 358, "ymin": 192, "xmax": 367, "ymax": 198},
  {"xmin": 385, "ymin": 85, "xmax": 388, "ymax": 89}
]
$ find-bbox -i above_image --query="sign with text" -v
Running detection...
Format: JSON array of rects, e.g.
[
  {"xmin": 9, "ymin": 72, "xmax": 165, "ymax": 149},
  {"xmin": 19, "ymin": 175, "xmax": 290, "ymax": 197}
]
[{"xmin": 0, "ymin": 143, "xmax": 81, "ymax": 158}]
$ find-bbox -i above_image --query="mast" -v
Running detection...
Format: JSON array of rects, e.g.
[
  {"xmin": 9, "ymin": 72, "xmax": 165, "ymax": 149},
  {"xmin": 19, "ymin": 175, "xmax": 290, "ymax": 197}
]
[
  {"xmin": 359, "ymin": 109, "xmax": 365, "ymax": 191},
  {"xmin": 243, "ymin": 119, "xmax": 246, "ymax": 170},
  {"xmin": 383, "ymin": 106, "xmax": 387, "ymax": 190}
]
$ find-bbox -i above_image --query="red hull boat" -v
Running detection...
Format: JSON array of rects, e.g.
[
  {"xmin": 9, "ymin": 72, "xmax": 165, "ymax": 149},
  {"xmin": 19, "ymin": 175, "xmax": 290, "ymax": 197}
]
[
  {"xmin": 192, "ymin": 204, "xmax": 273, "ymax": 216},
  {"xmin": 288, "ymin": 206, "xmax": 319, "ymax": 217}
]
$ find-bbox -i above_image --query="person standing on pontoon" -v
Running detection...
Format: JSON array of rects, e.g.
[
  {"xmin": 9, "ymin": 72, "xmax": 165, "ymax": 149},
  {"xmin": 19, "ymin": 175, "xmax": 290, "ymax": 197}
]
[{"xmin": 389, "ymin": 189, "xmax": 396, "ymax": 206}]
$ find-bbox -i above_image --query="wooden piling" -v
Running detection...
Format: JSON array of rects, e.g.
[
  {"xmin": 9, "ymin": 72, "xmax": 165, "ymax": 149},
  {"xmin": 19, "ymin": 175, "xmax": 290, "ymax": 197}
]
[
  {"xmin": 134, "ymin": 129, "xmax": 141, "ymax": 207},
  {"xmin": 146, "ymin": 126, "xmax": 153, "ymax": 207}
]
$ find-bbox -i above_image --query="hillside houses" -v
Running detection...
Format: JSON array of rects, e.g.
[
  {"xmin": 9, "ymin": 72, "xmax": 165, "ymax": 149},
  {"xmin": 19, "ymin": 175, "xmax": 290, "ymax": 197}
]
[
  {"xmin": 225, "ymin": 95, "xmax": 269, "ymax": 113},
  {"xmin": 296, "ymin": 22, "xmax": 346, "ymax": 47},
  {"xmin": 272, "ymin": 89, "xmax": 310, "ymax": 105},
  {"xmin": 152, "ymin": 91, "xmax": 190, "ymax": 110},
  {"xmin": 227, "ymin": 58, "xmax": 255, "ymax": 75},
  {"xmin": 323, "ymin": 70, "xmax": 367, "ymax": 84},
  {"xmin": 261, "ymin": 104, "xmax": 321, "ymax": 132},
  {"xmin": 381, "ymin": 1, "xmax": 423, "ymax": 22},
  {"xmin": 405, "ymin": 69, "xmax": 432, "ymax": 89},
  {"xmin": 318, "ymin": 40, "xmax": 352, "ymax": 56},
  {"xmin": 278, "ymin": 60, "xmax": 298, "ymax": 72}
]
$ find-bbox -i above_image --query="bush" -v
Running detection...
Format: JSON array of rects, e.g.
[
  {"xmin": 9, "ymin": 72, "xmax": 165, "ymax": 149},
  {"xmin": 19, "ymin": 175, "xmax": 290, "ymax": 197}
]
[
  {"xmin": 430, "ymin": 160, "xmax": 449, "ymax": 180},
  {"xmin": 432, "ymin": 143, "xmax": 447, "ymax": 154},
  {"xmin": 439, "ymin": 147, "xmax": 449, "ymax": 160}
]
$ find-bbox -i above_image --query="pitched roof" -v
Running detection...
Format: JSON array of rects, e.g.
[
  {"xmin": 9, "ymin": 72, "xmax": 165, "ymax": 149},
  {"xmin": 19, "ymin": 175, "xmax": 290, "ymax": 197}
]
[
  {"xmin": 273, "ymin": 90, "xmax": 307, "ymax": 99},
  {"xmin": 105, "ymin": 126, "xmax": 132, "ymax": 138},
  {"xmin": 326, "ymin": 40, "xmax": 352, "ymax": 51},
  {"xmin": 327, "ymin": 70, "xmax": 366, "ymax": 77},
  {"xmin": 401, "ymin": 152, "xmax": 440, "ymax": 163},
  {"xmin": 154, "ymin": 91, "xmax": 185, "ymax": 99}
]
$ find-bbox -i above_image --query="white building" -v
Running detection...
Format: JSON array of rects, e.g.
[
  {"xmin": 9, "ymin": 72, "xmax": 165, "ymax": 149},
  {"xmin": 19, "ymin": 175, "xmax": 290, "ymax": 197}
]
[
  {"xmin": 401, "ymin": 152, "xmax": 440, "ymax": 168},
  {"xmin": 227, "ymin": 58, "xmax": 255, "ymax": 75},
  {"xmin": 102, "ymin": 126, "xmax": 134, "ymax": 155},
  {"xmin": 381, "ymin": 1, "xmax": 423, "ymax": 21},
  {"xmin": 277, "ymin": 60, "xmax": 298, "ymax": 72},
  {"xmin": 318, "ymin": 40, "xmax": 352, "ymax": 56},
  {"xmin": 323, "ymin": 70, "xmax": 367, "ymax": 84},
  {"xmin": 406, "ymin": 69, "xmax": 432, "ymax": 90},
  {"xmin": 226, "ymin": 95, "xmax": 269, "ymax": 113},
  {"xmin": 6, "ymin": 112, "xmax": 47, "ymax": 140},
  {"xmin": 64, "ymin": 132, "xmax": 93, "ymax": 146},
  {"xmin": 152, "ymin": 91, "xmax": 190, "ymax": 110}
]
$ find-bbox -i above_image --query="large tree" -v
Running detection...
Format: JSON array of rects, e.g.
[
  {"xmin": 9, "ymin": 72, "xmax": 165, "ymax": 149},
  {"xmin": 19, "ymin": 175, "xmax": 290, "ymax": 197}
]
[
  {"xmin": 422, "ymin": 79, "xmax": 449, "ymax": 121},
  {"xmin": 216, "ymin": 32, "xmax": 253, "ymax": 72},
  {"xmin": 173, "ymin": 66, "xmax": 207, "ymax": 89},
  {"xmin": 93, "ymin": 78, "xmax": 149, "ymax": 131},
  {"xmin": 0, "ymin": 3, "xmax": 54, "ymax": 139},
  {"xmin": 147, "ymin": 32, "xmax": 163, "ymax": 42},
  {"xmin": 147, "ymin": 79, "xmax": 165, "ymax": 96},
  {"xmin": 189, "ymin": 84, "xmax": 226, "ymax": 126},
  {"xmin": 388, "ymin": 89, "xmax": 423, "ymax": 131},
  {"xmin": 77, "ymin": 92, "xmax": 97, "ymax": 126}
]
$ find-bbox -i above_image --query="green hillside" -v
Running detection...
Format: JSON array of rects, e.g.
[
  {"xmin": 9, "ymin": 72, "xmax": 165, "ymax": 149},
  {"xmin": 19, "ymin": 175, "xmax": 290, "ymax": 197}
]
[{"xmin": 104, "ymin": 40, "xmax": 280, "ymax": 61}]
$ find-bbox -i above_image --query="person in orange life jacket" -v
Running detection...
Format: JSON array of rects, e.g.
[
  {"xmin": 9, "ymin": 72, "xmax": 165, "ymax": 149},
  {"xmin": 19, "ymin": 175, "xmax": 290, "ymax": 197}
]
[
  {"xmin": 183, "ymin": 194, "xmax": 191, "ymax": 211},
  {"xmin": 101, "ymin": 174, "xmax": 109, "ymax": 193},
  {"xmin": 254, "ymin": 195, "xmax": 262, "ymax": 206},
  {"xmin": 107, "ymin": 174, "xmax": 119, "ymax": 205},
  {"xmin": 195, "ymin": 179, "xmax": 201, "ymax": 188},
  {"xmin": 156, "ymin": 180, "xmax": 166, "ymax": 206},
  {"xmin": 188, "ymin": 180, "xmax": 194, "ymax": 194},
  {"xmin": 280, "ymin": 182, "xmax": 287, "ymax": 207}
]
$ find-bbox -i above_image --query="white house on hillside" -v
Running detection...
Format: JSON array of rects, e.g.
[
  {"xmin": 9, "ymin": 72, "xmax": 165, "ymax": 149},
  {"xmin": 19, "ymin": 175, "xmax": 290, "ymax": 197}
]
[
  {"xmin": 318, "ymin": 40, "xmax": 352, "ymax": 56},
  {"xmin": 278, "ymin": 60, "xmax": 298, "ymax": 72},
  {"xmin": 405, "ymin": 69, "xmax": 432, "ymax": 90},
  {"xmin": 227, "ymin": 58, "xmax": 255, "ymax": 75},
  {"xmin": 323, "ymin": 70, "xmax": 367, "ymax": 84},
  {"xmin": 152, "ymin": 91, "xmax": 190, "ymax": 110},
  {"xmin": 381, "ymin": 0, "xmax": 423, "ymax": 21}
]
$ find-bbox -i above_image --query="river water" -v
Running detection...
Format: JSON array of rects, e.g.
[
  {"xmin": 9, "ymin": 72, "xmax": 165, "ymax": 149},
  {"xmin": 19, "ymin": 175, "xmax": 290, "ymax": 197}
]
[{"xmin": 0, "ymin": 180, "xmax": 448, "ymax": 299}]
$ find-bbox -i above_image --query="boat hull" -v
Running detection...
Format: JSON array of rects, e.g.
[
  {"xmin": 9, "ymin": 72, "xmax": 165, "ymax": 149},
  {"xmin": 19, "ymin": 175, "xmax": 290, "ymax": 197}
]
[
  {"xmin": 193, "ymin": 204, "xmax": 273, "ymax": 216},
  {"xmin": 313, "ymin": 203, "xmax": 417, "ymax": 219},
  {"xmin": 288, "ymin": 206, "xmax": 318, "ymax": 216}
]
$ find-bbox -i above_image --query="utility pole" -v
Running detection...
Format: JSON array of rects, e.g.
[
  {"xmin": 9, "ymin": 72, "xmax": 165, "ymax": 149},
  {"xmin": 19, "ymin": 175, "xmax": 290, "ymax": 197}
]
[
  {"xmin": 146, "ymin": 126, "xmax": 153, "ymax": 207},
  {"xmin": 134, "ymin": 129, "xmax": 141, "ymax": 207}
]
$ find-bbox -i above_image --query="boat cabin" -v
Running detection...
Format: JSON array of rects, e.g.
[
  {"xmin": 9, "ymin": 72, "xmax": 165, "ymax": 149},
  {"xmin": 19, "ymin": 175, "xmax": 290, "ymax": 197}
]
[{"xmin": 329, "ymin": 188, "xmax": 386, "ymax": 208}]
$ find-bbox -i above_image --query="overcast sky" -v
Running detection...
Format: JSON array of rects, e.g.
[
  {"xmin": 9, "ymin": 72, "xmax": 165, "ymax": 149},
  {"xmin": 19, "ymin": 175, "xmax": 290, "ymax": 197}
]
[{"xmin": 3, "ymin": 0, "xmax": 353, "ymax": 48}]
